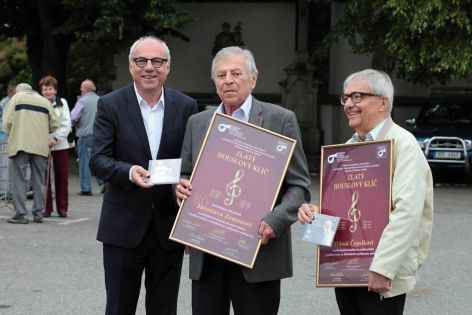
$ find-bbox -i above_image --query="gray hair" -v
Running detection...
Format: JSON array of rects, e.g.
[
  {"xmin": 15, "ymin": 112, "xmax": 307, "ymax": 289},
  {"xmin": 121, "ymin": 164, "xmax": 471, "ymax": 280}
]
[
  {"xmin": 343, "ymin": 69, "xmax": 394, "ymax": 115},
  {"xmin": 211, "ymin": 46, "xmax": 258, "ymax": 81},
  {"xmin": 15, "ymin": 83, "xmax": 33, "ymax": 93},
  {"xmin": 82, "ymin": 79, "xmax": 96, "ymax": 92},
  {"xmin": 128, "ymin": 36, "xmax": 171, "ymax": 62}
]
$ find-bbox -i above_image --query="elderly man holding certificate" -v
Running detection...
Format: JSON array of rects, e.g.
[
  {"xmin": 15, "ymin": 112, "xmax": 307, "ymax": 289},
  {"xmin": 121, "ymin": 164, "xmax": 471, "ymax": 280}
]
[
  {"xmin": 175, "ymin": 46, "xmax": 311, "ymax": 315},
  {"xmin": 298, "ymin": 69, "xmax": 433, "ymax": 315}
]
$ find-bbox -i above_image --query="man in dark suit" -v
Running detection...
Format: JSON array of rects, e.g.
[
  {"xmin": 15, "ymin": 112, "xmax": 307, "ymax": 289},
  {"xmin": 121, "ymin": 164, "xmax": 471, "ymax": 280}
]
[
  {"xmin": 176, "ymin": 46, "xmax": 311, "ymax": 315},
  {"xmin": 90, "ymin": 36, "xmax": 198, "ymax": 315}
]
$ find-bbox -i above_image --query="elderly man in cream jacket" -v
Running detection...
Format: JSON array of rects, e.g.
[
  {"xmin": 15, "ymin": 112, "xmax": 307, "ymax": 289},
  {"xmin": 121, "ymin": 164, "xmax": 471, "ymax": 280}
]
[
  {"xmin": 3, "ymin": 83, "xmax": 59, "ymax": 223},
  {"xmin": 298, "ymin": 69, "xmax": 433, "ymax": 315}
]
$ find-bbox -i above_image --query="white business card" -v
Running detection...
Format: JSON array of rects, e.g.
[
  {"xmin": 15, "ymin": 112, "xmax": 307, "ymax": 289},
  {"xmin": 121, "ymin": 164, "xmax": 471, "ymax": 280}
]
[{"xmin": 147, "ymin": 159, "xmax": 181, "ymax": 185}]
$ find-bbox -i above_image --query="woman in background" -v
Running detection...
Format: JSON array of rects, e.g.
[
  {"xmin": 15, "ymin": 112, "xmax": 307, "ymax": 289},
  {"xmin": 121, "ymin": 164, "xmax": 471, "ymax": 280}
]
[{"xmin": 39, "ymin": 75, "xmax": 73, "ymax": 218}]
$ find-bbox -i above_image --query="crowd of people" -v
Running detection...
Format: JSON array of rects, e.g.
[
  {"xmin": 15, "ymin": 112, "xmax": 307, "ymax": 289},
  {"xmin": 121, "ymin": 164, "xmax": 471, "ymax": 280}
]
[
  {"xmin": 1, "ymin": 35, "xmax": 433, "ymax": 315},
  {"xmin": 0, "ymin": 77, "xmax": 103, "ymax": 223}
]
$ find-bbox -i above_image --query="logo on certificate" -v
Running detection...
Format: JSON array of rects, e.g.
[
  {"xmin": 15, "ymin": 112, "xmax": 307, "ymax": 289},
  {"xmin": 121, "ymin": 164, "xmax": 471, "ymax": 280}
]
[
  {"xmin": 218, "ymin": 123, "xmax": 244, "ymax": 138},
  {"xmin": 218, "ymin": 123, "xmax": 232, "ymax": 132},
  {"xmin": 377, "ymin": 145, "xmax": 387, "ymax": 158},
  {"xmin": 276, "ymin": 141, "xmax": 288, "ymax": 154},
  {"xmin": 327, "ymin": 152, "xmax": 348, "ymax": 164}
]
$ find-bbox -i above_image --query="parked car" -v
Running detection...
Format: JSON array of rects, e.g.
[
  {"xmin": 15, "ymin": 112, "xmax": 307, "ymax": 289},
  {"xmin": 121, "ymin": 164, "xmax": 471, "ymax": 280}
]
[{"xmin": 406, "ymin": 98, "xmax": 472, "ymax": 174}]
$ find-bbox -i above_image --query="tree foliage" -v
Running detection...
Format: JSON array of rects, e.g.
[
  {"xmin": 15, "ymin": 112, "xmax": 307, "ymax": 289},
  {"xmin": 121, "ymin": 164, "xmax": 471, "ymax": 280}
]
[
  {"xmin": 0, "ymin": 0, "xmax": 192, "ymax": 98},
  {"xmin": 0, "ymin": 37, "xmax": 32, "ymax": 95},
  {"xmin": 315, "ymin": 0, "xmax": 472, "ymax": 85}
]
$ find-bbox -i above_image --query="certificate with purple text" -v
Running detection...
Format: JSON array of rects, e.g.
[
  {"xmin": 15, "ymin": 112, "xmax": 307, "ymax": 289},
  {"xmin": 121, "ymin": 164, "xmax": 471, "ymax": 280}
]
[
  {"xmin": 170, "ymin": 112, "xmax": 296, "ymax": 268},
  {"xmin": 317, "ymin": 140, "xmax": 393, "ymax": 286}
]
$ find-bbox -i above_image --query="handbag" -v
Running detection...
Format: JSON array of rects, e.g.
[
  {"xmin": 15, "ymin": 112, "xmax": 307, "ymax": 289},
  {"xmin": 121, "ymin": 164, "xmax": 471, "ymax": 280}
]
[
  {"xmin": 54, "ymin": 97, "xmax": 75, "ymax": 147},
  {"xmin": 67, "ymin": 128, "xmax": 76, "ymax": 148},
  {"xmin": 67, "ymin": 131, "xmax": 74, "ymax": 143}
]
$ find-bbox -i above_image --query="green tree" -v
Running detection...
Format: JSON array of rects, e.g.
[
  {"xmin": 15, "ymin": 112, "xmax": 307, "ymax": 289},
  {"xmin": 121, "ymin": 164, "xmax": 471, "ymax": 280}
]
[
  {"xmin": 0, "ymin": 37, "xmax": 32, "ymax": 95},
  {"xmin": 0, "ymin": 0, "xmax": 192, "ymax": 98},
  {"xmin": 315, "ymin": 0, "xmax": 472, "ymax": 85}
]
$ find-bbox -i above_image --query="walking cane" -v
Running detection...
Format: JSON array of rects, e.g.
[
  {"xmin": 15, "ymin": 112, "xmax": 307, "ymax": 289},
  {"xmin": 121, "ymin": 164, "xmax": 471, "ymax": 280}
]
[{"xmin": 44, "ymin": 150, "xmax": 52, "ymax": 206}]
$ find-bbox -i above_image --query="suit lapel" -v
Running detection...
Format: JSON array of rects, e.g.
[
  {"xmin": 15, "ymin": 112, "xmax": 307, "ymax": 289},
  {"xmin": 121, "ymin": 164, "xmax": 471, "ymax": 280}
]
[
  {"xmin": 249, "ymin": 97, "xmax": 264, "ymax": 127},
  {"xmin": 124, "ymin": 85, "xmax": 152, "ymax": 159}
]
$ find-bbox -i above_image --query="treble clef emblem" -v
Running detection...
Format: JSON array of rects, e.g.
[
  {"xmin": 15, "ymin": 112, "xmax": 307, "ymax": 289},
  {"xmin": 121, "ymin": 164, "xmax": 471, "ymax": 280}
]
[
  {"xmin": 224, "ymin": 169, "xmax": 245, "ymax": 206},
  {"xmin": 347, "ymin": 191, "xmax": 361, "ymax": 233}
]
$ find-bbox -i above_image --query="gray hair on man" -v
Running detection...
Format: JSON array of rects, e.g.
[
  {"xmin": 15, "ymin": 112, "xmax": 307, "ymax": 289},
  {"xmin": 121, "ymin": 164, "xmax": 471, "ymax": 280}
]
[
  {"xmin": 82, "ymin": 79, "xmax": 96, "ymax": 92},
  {"xmin": 343, "ymin": 69, "xmax": 394, "ymax": 115},
  {"xmin": 15, "ymin": 83, "xmax": 33, "ymax": 93},
  {"xmin": 128, "ymin": 36, "xmax": 171, "ymax": 62},
  {"xmin": 211, "ymin": 46, "xmax": 259, "ymax": 81}
]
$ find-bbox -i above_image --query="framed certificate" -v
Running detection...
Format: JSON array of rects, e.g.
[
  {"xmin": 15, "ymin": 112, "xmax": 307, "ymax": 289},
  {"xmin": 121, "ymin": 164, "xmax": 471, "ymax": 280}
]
[
  {"xmin": 317, "ymin": 140, "xmax": 393, "ymax": 287},
  {"xmin": 170, "ymin": 112, "xmax": 296, "ymax": 268}
]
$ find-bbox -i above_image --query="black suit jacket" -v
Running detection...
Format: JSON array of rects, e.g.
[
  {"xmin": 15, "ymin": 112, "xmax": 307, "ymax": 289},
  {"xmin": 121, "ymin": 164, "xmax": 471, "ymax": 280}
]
[{"xmin": 90, "ymin": 84, "xmax": 197, "ymax": 249}]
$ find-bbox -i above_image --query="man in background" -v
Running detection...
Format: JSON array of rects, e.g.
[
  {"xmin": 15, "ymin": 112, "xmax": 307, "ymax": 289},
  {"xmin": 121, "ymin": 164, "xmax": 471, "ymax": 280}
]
[
  {"xmin": 0, "ymin": 84, "xmax": 16, "ymax": 141},
  {"xmin": 2, "ymin": 83, "xmax": 59, "ymax": 224},
  {"xmin": 0, "ymin": 84, "xmax": 16, "ymax": 109},
  {"xmin": 71, "ymin": 79, "xmax": 104, "ymax": 195}
]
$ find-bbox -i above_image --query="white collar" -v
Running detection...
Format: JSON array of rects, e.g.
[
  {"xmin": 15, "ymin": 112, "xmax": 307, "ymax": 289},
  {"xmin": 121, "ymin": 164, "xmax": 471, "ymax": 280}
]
[
  {"xmin": 216, "ymin": 95, "xmax": 252, "ymax": 122},
  {"xmin": 133, "ymin": 84, "xmax": 165, "ymax": 109}
]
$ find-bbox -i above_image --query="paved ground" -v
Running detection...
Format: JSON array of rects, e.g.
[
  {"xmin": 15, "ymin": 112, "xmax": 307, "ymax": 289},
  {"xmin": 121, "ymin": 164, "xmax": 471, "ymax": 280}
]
[{"xmin": 0, "ymin": 164, "xmax": 471, "ymax": 314}]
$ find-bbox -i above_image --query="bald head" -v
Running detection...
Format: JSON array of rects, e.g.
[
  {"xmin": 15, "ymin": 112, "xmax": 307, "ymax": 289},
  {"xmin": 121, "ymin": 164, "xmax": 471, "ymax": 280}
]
[
  {"xmin": 15, "ymin": 83, "xmax": 33, "ymax": 93},
  {"xmin": 80, "ymin": 79, "xmax": 96, "ymax": 95}
]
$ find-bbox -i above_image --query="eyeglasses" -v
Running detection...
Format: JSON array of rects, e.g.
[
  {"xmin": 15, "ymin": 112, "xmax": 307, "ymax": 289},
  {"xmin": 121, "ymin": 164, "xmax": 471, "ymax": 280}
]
[
  {"xmin": 340, "ymin": 92, "xmax": 379, "ymax": 105},
  {"xmin": 132, "ymin": 57, "xmax": 168, "ymax": 68}
]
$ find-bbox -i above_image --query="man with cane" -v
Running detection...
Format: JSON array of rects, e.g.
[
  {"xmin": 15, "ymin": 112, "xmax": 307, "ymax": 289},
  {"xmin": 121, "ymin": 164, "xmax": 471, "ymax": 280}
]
[{"xmin": 2, "ymin": 83, "xmax": 59, "ymax": 224}]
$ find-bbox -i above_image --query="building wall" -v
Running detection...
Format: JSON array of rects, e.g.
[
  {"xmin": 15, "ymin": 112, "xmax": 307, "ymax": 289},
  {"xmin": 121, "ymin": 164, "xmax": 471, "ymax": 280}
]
[
  {"xmin": 111, "ymin": 1, "xmax": 467, "ymax": 148},
  {"xmin": 112, "ymin": 2, "xmax": 296, "ymax": 96}
]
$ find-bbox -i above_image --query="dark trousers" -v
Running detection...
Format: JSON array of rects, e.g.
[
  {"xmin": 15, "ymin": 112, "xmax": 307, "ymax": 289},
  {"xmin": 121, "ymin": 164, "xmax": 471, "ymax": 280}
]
[
  {"xmin": 45, "ymin": 149, "xmax": 69, "ymax": 214},
  {"xmin": 103, "ymin": 221, "xmax": 184, "ymax": 315},
  {"xmin": 335, "ymin": 287, "xmax": 406, "ymax": 315},
  {"xmin": 192, "ymin": 254, "xmax": 280, "ymax": 315}
]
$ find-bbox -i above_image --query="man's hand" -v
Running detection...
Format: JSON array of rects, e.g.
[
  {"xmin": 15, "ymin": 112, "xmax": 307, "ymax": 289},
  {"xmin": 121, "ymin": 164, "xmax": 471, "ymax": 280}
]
[
  {"xmin": 258, "ymin": 220, "xmax": 276, "ymax": 245},
  {"xmin": 131, "ymin": 165, "xmax": 153, "ymax": 189},
  {"xmin": 175, "ymin": 178, "xmax": 192, "ymax": 206},
  {"xmin": 48, "ymin": 138, "xmax": 57, "ymax": 148},
  {"xmin": 298, "ymin": 203, "xmax": 319, "ymax": 224},
  {"xmin": 368, "ymin": 271, "xmax": 392, "ymax": 293}
]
